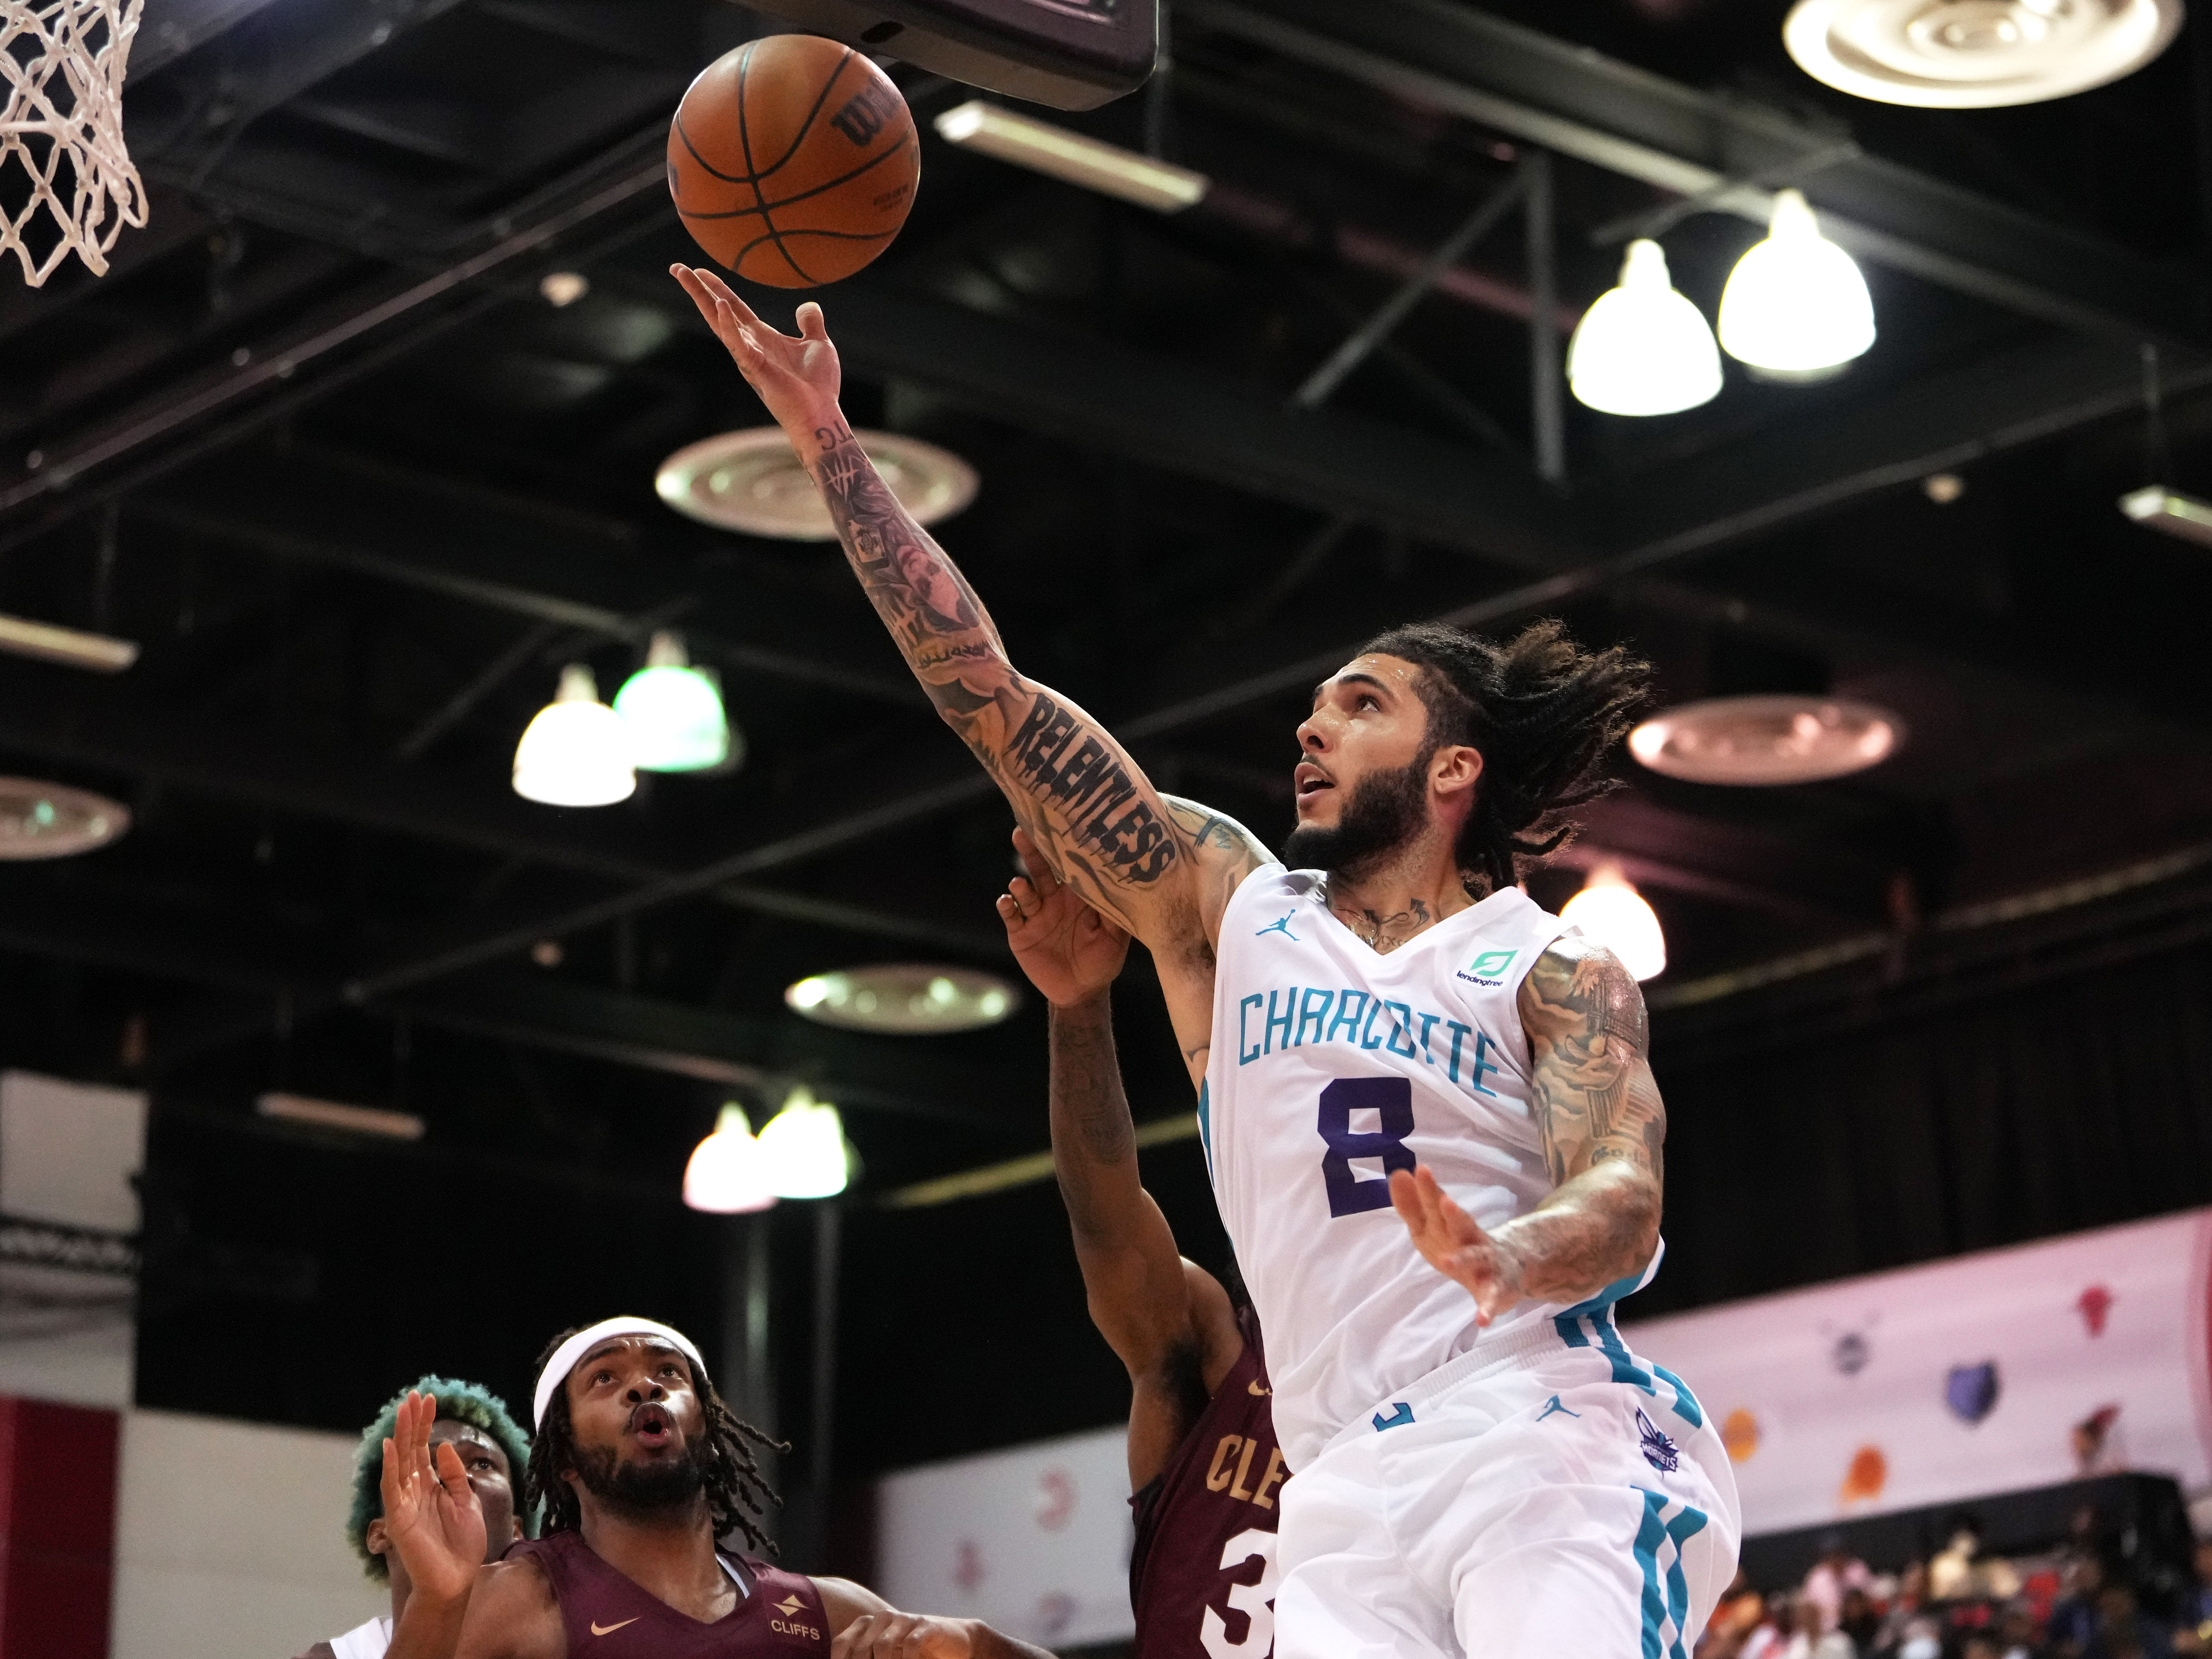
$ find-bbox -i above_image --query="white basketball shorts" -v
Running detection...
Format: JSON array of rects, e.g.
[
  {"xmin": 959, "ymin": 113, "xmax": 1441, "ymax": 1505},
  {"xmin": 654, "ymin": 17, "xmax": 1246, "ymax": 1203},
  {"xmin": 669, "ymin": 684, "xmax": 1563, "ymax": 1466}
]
[{"xmin": 1273, "ymin": 1301, "xmax": 1741, "ymax": 1659}]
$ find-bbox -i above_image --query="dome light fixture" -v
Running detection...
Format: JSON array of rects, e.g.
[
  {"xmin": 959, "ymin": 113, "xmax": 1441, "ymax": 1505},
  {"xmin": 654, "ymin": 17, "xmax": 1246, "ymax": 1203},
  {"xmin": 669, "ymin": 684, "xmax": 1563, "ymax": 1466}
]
[
  {"xmin": 656, "ymin": 429, "xmax": 978, "ymax": 540},
  {"xmin": 512, "ymin": 664, "xmax": 635, "ymax": 807},
  {"xmin": 1560, "ymin": 862, "xmax": 1667, "ymax": 983},
  {"xmin": 614, "ymin": 631, "xmax": 737, "ymax": 774},
  {"xmin": 1717, "ymin": 190, "xmax": 1876, "ymax": 376},
  {"xmin": 1783, "ymin": 0, "xmax": 2182, "ymax": 108},
  {"xmin": 1566, "ymin": 240, "xmax": 1722, "ymax": 417},
  {"xmin": 758, "ymin": 1088, "xmax": 853, "ymax": 1200},
  {"xmin": 0, "ymin": 778, "xmax": 129, "ymax": 860},
  {"xmin": 1629, "ymin": 694, "xmax": 1902, "ymax": 785},
  {"xmin": 785, "ymin": 964, "xmax": 1020, "ymax": 1034},
  {"xmin": 683, "ymin": 1103, "xmax": 778, "ymax": 1214}
]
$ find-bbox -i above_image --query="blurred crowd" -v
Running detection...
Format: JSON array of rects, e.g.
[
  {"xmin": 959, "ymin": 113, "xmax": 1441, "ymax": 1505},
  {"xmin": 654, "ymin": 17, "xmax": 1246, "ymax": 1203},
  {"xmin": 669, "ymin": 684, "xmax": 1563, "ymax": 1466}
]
[{"xmin": 1697, "ymin": 1512, "xmax": 2212, "ymax": 1659}]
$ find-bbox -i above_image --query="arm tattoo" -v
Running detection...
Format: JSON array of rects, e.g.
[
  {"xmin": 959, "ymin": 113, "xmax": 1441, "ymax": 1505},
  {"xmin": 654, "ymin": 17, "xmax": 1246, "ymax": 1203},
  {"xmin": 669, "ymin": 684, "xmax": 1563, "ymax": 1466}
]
[{"xmin": 1520, "ymin": 938, "xmax": 1664, "ymax": 1188}]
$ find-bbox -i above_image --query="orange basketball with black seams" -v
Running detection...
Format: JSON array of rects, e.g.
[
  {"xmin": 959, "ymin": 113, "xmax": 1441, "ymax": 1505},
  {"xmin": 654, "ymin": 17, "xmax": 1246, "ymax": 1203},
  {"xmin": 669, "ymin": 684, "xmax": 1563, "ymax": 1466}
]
[{"xmin": 667, "ymin": 34, "xmax": 919, "ymax": 289}]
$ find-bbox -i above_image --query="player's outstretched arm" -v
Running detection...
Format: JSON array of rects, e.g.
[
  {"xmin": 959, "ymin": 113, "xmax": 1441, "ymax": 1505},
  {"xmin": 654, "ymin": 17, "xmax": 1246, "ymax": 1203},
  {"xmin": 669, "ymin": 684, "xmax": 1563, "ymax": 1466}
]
[
  {"xmin": 822, "ymin": 1579, "xmax": 1056, "ymax": 1659},
  {"xmin": 998, "ymin": 827, "xmax": 1244, "ymax": 1484},
  {"xmin": 1390, "ymin": 936, "xmax": 1663, "ymax": 1321},
  {"xmin": 668, "ymin": 266, "xmax": 1267, "ymax": 971}
]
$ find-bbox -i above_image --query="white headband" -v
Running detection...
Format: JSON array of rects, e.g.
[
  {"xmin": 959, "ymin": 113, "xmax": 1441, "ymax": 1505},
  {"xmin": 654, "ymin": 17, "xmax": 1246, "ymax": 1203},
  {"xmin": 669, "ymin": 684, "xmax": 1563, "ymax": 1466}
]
[{"xmin": 533, "ymin": 1316, "xmax": 709, "ymax": 1430}]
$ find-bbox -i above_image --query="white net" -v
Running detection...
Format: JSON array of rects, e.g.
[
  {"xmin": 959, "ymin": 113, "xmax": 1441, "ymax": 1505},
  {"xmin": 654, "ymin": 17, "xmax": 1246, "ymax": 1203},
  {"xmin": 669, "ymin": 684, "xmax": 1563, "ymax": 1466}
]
[{"xmin": 0, "ymin": 0, "xmax": 145, "ymax": 286}]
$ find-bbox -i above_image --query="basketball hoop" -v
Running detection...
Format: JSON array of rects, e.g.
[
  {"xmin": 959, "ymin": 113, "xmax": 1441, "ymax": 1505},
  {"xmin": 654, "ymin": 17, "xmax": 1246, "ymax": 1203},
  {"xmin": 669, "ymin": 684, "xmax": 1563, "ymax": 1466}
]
[{"xmin": 0, "ymin": 0, "xmax": 147, "ymax": 286}]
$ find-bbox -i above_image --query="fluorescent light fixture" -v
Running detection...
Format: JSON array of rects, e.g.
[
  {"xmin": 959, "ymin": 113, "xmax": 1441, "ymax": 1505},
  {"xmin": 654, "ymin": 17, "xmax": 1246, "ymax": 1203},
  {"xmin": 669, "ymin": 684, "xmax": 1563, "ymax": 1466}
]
[
  {"xmin": 256, "ymin": 1093, "xmax": 426, "ymax": 1140},
  {"xmin": 933, "ymin": 100, "xmax": 1209, "ymax": 213},
  {"xmin": 1559, "ymin": 862, "xmax": 1667, "ymax": 982},
  {"xmin": 0, "ymin": 612, "xmax": 137, "ymax": 672},
  {"xmin": 784, "ymin": 964, "xmax": 1020, "ymax": 1034},
  {"xmin": 656, "ymin": 428, "xmax": 977, "ymax": 541},
  {"xmin": 2119, "ymin": 485, "xmax": 2212, "ymax": 549},
  {"xmin": 1717, "ymin": 190, "xmax": 1875, "ymax": 374},
  {"xmin": 614, "ymin": 631, "xmax": 735, "ymax": 774},
  {"xmin": 1783, "ymin": 0, "xmax": 2182, "ymax": 109},
  {"xmin": 1629, "ymin": 694, "xmax": 1901, "ymax": 785},
  {"xmin": 683, "ymin": 1103, "xmax": 778, "ymax": 1214},
  {"xmin": 758, "ymin": 1088, "xmax": 852, "ymax": 1200},
  {"xmin": 512, "ymin": 664, "xmax": 635, "ymax": 807},
  {"xmin": 1566, "ymin": 240, "xmax": 1722, "ymax": 417}
]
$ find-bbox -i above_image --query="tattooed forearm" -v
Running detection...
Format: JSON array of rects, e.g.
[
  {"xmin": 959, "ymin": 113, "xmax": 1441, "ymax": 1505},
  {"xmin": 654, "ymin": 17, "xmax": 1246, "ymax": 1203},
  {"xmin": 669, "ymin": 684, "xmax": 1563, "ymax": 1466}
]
[
  {"xmin": 1491, "ymin": 936, "xmax": 1666, "ymax": 1303},
  {"xmin": 1049, "ymin": 996, "xmax": 1140, "ymax": 1238}
]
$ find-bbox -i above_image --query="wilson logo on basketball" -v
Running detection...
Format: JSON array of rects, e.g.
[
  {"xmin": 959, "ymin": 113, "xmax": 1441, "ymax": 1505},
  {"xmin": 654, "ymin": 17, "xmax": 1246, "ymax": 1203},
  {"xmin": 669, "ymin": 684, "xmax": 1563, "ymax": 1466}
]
[{"xmin": 829, "ymin": 84, "xmax": 899, "ymax": 146}]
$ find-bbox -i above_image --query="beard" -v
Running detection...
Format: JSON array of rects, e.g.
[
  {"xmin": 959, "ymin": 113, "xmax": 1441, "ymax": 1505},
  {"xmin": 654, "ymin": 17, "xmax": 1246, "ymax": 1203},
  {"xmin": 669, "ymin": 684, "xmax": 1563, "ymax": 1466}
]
[
  {"xmin": 569, "ymin": 1437, "xmax": 708, "ymax": 1518},
  {"xmin": 1281, "ymin": 752, "xmax": 1432, "ymax": 875}
]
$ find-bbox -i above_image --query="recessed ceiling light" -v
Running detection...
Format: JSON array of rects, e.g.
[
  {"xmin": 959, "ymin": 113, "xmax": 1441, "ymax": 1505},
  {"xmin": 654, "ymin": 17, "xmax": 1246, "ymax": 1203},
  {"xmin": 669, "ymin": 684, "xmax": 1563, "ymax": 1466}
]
[
  {"xmin": 539, "ymin": 271, "xmax": 590, "ymax": 307},
  {"xmin": 0, "ymin": 779, "xmax": 129, "ymax": 860},
  {"xmin": 785, "ymin": 965, "xmax": 1020, "ymax": 1035},
  {"xmin": 1783, "ymin": 0, "xmax": 2182, "ymax": 108},
  {"xmin": 1629, "ymin": 695, "xmax": 1902, "ymax": 785},
  {"xmin": 656, "ymin": 429, "xmax": 977, "ymax": 540}
]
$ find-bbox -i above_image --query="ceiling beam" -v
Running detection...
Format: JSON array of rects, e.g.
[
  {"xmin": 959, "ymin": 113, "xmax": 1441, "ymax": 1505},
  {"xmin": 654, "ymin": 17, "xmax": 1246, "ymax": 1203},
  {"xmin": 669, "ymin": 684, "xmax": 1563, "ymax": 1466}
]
[
  {"xmin": 0, "ymin": 875, "xmax": 1015, "ymax": 1121},
  {"xmin": 0, "ymin": 663, "xmax": 1007, "ymax": 956},
  {"xmin": 1184, "ymin": 0, "xmax": 2204, "ymax": 343}
]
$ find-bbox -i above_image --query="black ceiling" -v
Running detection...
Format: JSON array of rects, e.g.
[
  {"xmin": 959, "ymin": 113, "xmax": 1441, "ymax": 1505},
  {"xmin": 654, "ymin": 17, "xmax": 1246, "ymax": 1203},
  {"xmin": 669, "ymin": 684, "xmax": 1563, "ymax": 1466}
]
[{"xmin": 5, "ymin": 0, "xmax": 2212, "ymax": 1288}]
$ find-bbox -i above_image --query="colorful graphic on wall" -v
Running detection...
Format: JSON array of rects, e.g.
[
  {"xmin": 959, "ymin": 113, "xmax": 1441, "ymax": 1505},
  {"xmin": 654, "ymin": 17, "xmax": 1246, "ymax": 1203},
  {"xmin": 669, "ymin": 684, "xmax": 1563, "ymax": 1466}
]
[
  {"xmin": 1945, "ymin": 1361, "xmax": 2001, "ymax": 1425},
  {"xmin": 1623, "ymin": 1208, "xmax": 2212, "ymax": 1536},
  {"xmin": 1721, "ymin": 1408, "xmax": 1761, "ymax": 1463}
]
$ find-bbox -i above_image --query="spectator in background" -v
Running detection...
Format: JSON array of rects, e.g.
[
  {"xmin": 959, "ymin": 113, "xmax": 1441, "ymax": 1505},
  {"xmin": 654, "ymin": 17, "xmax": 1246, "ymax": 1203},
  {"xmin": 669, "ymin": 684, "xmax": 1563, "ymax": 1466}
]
[
  {"xmin": 2086, "ymin": 1582, "xmax": 2175, "ymax": 1659},
  {"xmin": 2050, "ymin": 1557, "xmax": 2110, "ymax": 1659},
  {"xmin": 1992, "ymin": 1603, "xmax": 2037, "ymax": 1659},
  {"xmin": 1699, "ymin": 1569, "xmax": 1769, "ymax": 1659},
  {"xmin": 292, "ymin": 1375, "xmax": 533, "ymax": 1659},
  {"xmin": 2176, "ymin": 1536, "xmax": 2212, "ymax": 1655},
  {"xmin": 1780, "ymin": 1596, "xmax": 1857, "ymax": 1659},
  {"xmin": 1930, "ymin": 1516, "xmax": 2022, "ymax": 1603},
  {"xmin": 1839, "ymin": 1587, "xmax": 1882, "ymax": 1657},
  {"xmin": 1806, "ymin": 1534, "xmax": 1876, "ymax": 1633}
]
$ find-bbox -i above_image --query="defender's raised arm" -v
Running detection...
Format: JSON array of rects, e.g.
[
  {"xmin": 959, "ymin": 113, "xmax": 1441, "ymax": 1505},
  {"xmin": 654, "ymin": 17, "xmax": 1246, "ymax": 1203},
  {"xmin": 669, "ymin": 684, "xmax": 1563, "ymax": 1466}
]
[{"xmin": 671, "ymin": 268, "xmax": 1266, "ymax": 1066}]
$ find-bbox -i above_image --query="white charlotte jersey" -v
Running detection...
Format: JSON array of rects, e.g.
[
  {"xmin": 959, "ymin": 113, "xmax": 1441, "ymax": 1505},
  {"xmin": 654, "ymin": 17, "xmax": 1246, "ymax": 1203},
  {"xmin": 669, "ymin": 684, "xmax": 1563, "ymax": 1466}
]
[
  {"xmin": 328, "ymin": 1615, "xmax": 391, "ymax": 1659},
  {"xmin": 1203, "ymin": 863, "xmax": 1657, "ymax": 1467}
]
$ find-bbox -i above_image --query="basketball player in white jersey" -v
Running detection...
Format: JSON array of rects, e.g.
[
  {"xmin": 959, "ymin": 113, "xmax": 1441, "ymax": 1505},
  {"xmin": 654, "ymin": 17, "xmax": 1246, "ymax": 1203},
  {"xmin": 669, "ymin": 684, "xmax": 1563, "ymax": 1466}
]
[{"xmin": 672, "ymin": 266, "xmax": 1741, "ymax": 1659}]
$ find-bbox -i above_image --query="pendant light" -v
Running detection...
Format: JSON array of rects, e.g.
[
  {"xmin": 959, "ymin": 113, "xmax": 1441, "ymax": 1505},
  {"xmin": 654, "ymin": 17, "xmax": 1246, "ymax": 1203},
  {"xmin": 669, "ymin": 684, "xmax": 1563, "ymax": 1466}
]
[
  {"xmin": 1559, "ymin": 861, "xmax": 1667, "ymax": 982},
  {"xmin": 614, "ymin": 631, "xmax": 736, "ymax": 773},
  {"xmin": 1717, "ymin": 190, "xmax": 1875, "ymax": 375},
  {"xmin": 512, "ymin": 664, "xmax": 635, "ymax": 807},
  {"xmin": 683, "ymin": 1104, "xmax": 778, "ymax": 1213},
  {"xmin": 758, "ymin": 1087, "xmax": 853, "ymax": 1200},
  {"xmin": 1566, "ymin": 240, "xmax": 1722, "ymax": 417}
]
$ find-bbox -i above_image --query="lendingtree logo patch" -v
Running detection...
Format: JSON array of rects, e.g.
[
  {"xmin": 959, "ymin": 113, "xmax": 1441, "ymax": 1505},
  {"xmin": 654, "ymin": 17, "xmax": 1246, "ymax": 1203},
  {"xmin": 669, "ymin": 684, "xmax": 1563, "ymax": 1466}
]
[{"xmin": 1459, "ymin": 947, "xmax": 1518, "ymax": 985}]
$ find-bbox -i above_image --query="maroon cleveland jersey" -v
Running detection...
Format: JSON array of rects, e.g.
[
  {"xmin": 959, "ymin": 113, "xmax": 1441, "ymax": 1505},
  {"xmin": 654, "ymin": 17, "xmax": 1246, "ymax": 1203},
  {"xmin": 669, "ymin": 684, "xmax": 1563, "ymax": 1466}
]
[
  {"xmin": 508, "ymin": 1530, "xmax": 829, "ymax": 1657},
  {"xmin": 1129, "ymin": 1307, "xmax": 1284, "ymax": 1659}
]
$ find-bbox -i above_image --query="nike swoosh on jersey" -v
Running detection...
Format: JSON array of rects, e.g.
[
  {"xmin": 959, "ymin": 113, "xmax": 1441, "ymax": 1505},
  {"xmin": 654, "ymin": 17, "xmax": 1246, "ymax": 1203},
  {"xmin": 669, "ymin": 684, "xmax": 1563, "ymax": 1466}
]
[
  {"xmin": 590, "ymin": 1618, "xmax": 641, "ymax": 1636},
  {"xmin": 1247, "ymin": 1379, "xmax": 1271, "ymax": 1396}
]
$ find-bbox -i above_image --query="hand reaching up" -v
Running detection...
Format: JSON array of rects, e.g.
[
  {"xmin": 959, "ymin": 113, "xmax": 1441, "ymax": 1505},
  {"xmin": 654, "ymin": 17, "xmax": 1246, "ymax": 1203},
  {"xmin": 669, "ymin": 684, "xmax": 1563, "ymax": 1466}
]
[
  {"xmin": 380, "ymin": 1390, "xmax": 488, "ymax": 1607},
  {"xmin": 1390, "ymin": 1166, "xmax": 1527, "ymax": 1326},
  {"xmin": 996, "ymin": 826, "xmax": 1131, "ymax": 1008},
  {"xmin": 670, "ymin": 264, "xmax": 842, "ymax": 442}
]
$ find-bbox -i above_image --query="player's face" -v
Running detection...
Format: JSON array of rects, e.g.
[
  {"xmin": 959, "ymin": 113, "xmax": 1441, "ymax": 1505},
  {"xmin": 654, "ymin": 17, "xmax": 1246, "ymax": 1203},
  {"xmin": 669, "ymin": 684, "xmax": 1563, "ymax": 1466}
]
[
  {"xmin": 429, "ymin": 1418, "xmax": 519, "ymax": 1555},
  {"xmin": 564, "ymin": 1337, "xmax": 705, "ymax": 1477},
  {"xmin": 1293, "ymin": 654, "xmax": 1438, "ymax": 830}
]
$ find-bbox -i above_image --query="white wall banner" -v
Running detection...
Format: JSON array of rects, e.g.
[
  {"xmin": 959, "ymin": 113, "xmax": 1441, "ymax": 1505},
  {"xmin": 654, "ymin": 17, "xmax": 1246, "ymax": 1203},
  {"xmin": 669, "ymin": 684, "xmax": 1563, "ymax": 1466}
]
[
  {"xmin": 1623, "ymin": 1207, "xmax": 2212, "ymax": 1537},
  {"xmin": 875, "ymin": 1424, "xmax": 1136, "ymax": 1650}
]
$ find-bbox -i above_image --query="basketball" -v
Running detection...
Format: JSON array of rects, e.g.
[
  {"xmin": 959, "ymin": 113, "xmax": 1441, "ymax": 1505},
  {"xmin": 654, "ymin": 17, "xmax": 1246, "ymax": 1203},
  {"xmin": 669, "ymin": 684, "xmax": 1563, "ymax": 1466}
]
[{"xmin": 667, "ymin": 35, "xmax": 919, "ymax": 289}]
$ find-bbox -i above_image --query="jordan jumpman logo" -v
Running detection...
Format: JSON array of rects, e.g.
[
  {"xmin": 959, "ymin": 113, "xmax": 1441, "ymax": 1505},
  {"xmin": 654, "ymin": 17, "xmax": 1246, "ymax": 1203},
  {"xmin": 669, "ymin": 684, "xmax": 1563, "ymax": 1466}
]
[
  {"xmin": 1256, "ymin": 913, "xmax": 1299, "ymax": 940},
  {"xmin": 1536, "ymin": 1395, "xmax": 1581, "ymax": 1422}
]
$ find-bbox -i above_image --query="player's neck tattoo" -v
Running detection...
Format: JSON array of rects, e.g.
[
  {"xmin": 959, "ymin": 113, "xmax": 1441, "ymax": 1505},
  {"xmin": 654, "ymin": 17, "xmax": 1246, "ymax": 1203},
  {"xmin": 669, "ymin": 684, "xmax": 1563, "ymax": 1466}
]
[{"xmin": 1325, "ymin": 885, "xmax": 1436, "ymax": 954}]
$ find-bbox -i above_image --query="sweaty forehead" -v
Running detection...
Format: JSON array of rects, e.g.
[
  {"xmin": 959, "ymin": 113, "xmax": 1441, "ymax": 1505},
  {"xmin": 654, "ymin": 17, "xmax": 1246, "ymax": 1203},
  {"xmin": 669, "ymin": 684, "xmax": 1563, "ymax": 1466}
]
[
  {"xmin": 1321, "ymin": 654, "xmax": 1425, "ymax": 695},
  {"xmin": 567, "ymin": 1336, "xmax": 688, "ymax": 1394}
]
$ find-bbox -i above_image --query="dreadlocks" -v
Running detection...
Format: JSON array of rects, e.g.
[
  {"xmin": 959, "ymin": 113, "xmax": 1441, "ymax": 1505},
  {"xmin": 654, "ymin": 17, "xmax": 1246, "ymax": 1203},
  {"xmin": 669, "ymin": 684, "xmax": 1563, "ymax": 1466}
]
[
  {"xmin": 523, "ymin": 1325, "xmax": 786, "ymax": 1553},
  {"xmin": 1358, "ymin": 618, "xmax": 1651, "ymax": 895}
]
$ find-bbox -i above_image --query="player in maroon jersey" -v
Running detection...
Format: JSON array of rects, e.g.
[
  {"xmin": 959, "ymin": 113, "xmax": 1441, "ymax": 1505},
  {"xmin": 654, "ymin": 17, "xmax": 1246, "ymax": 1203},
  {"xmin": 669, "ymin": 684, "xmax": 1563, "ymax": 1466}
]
[
  {"xmin": 375, "ymin": 1319, "xmax": 1055, "ymax": 1659},
  {"xmin": 999, "ymin": 825, "xmax": 1285, "ymax": 1659}
]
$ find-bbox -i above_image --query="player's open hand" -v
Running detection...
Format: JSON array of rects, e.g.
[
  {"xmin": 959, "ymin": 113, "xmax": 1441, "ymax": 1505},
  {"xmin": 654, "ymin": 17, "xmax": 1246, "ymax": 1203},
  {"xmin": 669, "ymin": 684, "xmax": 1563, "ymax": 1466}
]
[
  {"xmin": 1391, "ymin": 1166, "xmax": 1526, "ymax": 1325},
  {"xmin": 997, "ymin": 826, "xmax": 1130, "ymax": 1007},
  {"xmin": 670, "ymin": 264, "xmax": 841, "ymax": 438},
  {"xmin": 831, "ymin": 1610, "xmax": 978, "ymax": 1659},
  {"xmin": 379, "ymin": 1389, "xmax": 488, "ymax": 1606}
]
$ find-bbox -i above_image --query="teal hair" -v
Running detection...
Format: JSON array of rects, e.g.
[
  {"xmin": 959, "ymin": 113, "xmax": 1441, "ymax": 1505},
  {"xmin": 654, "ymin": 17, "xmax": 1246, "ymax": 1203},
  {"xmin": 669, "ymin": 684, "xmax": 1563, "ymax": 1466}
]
[{"xmin": 347, "ymin": 1375, "xmax": 535, "ymax": 1582}]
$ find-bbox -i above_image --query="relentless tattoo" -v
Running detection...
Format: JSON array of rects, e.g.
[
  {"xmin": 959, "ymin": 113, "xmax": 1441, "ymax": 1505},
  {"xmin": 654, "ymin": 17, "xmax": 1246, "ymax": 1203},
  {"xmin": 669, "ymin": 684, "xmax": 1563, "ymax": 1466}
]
[
  {"xmin": 1327, "ymin": 890, "xmax": 1434, "ymax": 954},
  {"xmin": 1006, "ymin": 692, "xmax": 1177, "ymax": 884}
]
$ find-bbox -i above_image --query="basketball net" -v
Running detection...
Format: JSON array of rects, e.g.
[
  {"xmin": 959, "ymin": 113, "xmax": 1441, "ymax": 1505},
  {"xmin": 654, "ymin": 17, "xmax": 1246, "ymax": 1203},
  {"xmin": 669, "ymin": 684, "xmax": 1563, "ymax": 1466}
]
[{"xmin": 0, "ymin": 0, "xmax": 146, "ymax": 286}]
